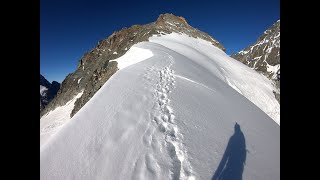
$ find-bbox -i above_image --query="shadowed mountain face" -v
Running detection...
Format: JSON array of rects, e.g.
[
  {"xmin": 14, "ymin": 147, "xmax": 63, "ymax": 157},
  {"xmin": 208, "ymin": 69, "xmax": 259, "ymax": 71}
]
[
  {"xmin": 40, "ymin": 74, "xmax": 51, "ymax": 88},
  {"xmin": 40, "ymin": 13, "xmax": 226, "ymax": 118},
  {"xmin": 212, "ymin": 123, "xmax": 246, "ymax": 180},
  {"xmin": 40, "ymin": 74, "xmax": 60, "ymax": 111}
]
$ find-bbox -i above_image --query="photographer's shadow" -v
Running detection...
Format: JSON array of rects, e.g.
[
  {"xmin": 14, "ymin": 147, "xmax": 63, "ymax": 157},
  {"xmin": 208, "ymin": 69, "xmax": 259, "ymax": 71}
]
[{"xmin": 212, "ymin": 123, "xmax": 246, "ymax": 180}]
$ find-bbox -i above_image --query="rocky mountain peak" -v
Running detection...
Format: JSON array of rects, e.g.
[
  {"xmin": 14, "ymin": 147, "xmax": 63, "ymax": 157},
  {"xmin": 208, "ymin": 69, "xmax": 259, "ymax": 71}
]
[
  {"xmin": 258, "ymin": 20, "xmax": 280, "ymax": 42},
  {"xmin": 155, "ymin": 13, "xmax": 189, "ymax": 27},
  {"xmin": 41, "ymin": 13, "xmax": 226, "ymax": 118},
  {"xmin": 40, "ymin": 74, "xmax": 51, "ymax": 88},
  {"xmin": 51, "ymin": 81, "xmax": 60, "ymax": 86}
]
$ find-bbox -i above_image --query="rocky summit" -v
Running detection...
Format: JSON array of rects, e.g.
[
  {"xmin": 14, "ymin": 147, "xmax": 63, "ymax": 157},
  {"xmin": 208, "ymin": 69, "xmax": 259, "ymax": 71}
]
[{"xmin": 40, "ymin": 13, "xmax": 225, "ymax": 118}]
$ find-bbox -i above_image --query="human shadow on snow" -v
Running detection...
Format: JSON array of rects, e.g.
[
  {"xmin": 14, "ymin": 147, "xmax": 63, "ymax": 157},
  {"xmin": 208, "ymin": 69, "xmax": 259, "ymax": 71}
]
[{"xmin": 212, "ymin": 123, "xmax": 246, "ymax": 180}]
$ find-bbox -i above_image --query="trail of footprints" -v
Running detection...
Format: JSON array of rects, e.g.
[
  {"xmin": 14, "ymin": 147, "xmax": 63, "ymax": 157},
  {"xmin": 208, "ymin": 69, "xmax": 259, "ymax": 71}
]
[
  {"xmin": 138, "ymin": 56, "xmax": 195, "ymax": 180},
  {"xmin": 151, "ymin": 59, "xmax": 195, "ymax": 180}
]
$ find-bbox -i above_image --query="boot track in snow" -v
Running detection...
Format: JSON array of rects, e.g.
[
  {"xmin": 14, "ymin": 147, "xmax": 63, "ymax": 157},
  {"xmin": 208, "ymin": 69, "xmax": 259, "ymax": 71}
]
[{"xmin": 149, "ymin": 55, "xmax": 195, "ymax": 180}]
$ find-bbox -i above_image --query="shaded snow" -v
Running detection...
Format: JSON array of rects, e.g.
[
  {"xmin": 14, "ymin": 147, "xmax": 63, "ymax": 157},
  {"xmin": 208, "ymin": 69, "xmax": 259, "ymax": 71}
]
[
  {"xmin": 267, "ymin": 64, "xmax": 280, "ymax": 79},
  {"xmin": 77, "ymin": 78, "xmax": 82, "ymax": 84},
  {"xmin": 253, "ymin": 56, "xmax": 262, "ymax": 60},
  {"xmin": 41, "ymin": 33, "xmax": 279, "ymax": 180},
  {"xmin": 166, "ymin": 21, "xmax": 177, "ymax": 27},
  {"xmin": 40, "ymin": 85, "xmax": 48, "ymax": 96},
  {"xmin": 239, "ymin": 50, "xmax": 249, "ymax": 55},
  {"xmin": 267, "ymin": 64, "xmax": 280, "ymax": 74}
]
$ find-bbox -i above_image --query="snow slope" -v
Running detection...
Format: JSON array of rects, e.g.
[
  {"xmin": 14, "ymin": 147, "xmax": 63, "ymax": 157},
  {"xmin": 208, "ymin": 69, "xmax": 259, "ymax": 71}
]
[
  {"xmin": 149, "ymin": 33, "xmax": 280, "ymax": 124},
  {"xmin": 40, "ymin": 91, "xmax": 83, "ymax": 147},
  {"xmin": 40, "ymin": 33, "xmax": 279, "ymax": 180}
]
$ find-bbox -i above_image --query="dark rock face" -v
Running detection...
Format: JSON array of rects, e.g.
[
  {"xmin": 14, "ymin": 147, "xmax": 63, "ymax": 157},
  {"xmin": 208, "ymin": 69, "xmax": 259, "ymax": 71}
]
[
  {"xmin": 40, "ymin": 13, "xmax": 226, "ymax": 118},
  {"xmin": 40, "ymin": 94, "xmax": 45, "ymax": 112},
  {"xmin": 231, "ymin": 20, "xmax": 280, "ymax": 103},
  {"xmin": 70, "ymin": 61, "xmax": 118, "ymax": 117},
  {"xmin": 47, "ymin": 81, "xmax": 60, "ymax": 100},
  {"xmin": 40, "ymin": 74, "xmax": 61, "ymax": 111}
]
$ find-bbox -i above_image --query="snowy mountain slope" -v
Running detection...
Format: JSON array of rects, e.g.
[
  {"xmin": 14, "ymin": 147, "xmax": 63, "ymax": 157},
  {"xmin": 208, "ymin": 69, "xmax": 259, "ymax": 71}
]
[
  {"xmin": 41, "ymin": 33, "xmax": 280, "ymax": 180},
  {"xmin": 40, "ymin": 91, "xmax": 83, "ymax": 147}
]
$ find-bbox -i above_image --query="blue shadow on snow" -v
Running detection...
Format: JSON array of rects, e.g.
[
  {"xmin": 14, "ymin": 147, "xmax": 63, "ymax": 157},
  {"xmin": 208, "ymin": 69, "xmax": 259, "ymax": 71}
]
[{"xmin": 212, "ymin": 123, "xmax": 246, "ymax": 180}]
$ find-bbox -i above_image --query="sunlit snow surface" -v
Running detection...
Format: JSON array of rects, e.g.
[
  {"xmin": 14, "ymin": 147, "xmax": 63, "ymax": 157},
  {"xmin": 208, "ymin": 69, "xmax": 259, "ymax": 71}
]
[
  {"xmin": 111, "ymin": 46, "xmax": 153, "ymax": 69},
  {"xmin": 40, "ymin": 33, "xmax": 279, "ymax": 180},
  {"xmin": 149, "ymin": 33, "xmax": 279, "ymax": 124}
]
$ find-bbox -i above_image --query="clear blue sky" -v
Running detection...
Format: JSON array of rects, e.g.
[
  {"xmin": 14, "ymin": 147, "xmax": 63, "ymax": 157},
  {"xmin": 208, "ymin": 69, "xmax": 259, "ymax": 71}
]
[{"xmin": 40, "ymin": 0, "xmax": 279, "ymax": 83}]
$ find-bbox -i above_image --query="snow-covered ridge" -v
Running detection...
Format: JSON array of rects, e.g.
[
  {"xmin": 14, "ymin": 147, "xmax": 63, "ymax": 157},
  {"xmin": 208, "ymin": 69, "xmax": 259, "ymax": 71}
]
[
  {"xmin": 40, "ymin": 13, "xmax": 227, "ymax": 121},
  {"xmin": 149, "ymin": 33, "xmax": 279, "ymax": 124},
  {"xmin": 41, "ymin": 32, "xmax": 279, "ymax": 180},
  {"xmin": 114, "ymin": 32, "xmax": 279, "ymax": 123}
]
